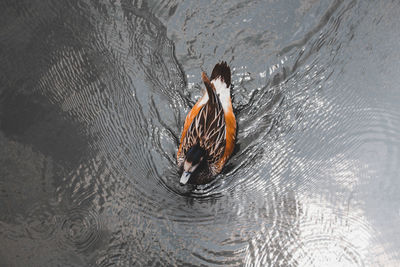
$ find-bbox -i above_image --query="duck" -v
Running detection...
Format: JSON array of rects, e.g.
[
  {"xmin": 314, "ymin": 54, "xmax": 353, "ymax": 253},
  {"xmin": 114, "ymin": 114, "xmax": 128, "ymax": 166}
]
[{"xmin": 177, "ymin": 62, "xmax": 236, "ymax": 185}]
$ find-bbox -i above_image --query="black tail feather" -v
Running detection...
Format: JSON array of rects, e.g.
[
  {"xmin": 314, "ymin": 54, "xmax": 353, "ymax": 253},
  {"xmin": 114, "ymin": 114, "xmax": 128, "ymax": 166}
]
[{"xmin": 210, "ymin": 61, "xmax": 231, "ymax": 87}]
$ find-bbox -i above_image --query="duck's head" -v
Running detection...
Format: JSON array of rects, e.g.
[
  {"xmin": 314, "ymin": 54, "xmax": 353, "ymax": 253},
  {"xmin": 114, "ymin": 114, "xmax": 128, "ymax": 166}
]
[{"xmin": 180, "ymin": 144, "xmax": 206, "ymax": 185}]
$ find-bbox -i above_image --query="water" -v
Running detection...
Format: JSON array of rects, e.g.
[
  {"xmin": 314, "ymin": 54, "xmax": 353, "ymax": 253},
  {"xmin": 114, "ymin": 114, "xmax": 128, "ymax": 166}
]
[{"xmin": 1, "ymin": 0, "xmax": 400, "ymax": 266}]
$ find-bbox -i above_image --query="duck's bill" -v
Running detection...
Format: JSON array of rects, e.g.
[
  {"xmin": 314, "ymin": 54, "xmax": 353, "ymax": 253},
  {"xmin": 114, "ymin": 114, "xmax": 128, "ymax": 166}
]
[{"xmin": 180, "ymin": 172, "xmax": 191, "ymax": 185}]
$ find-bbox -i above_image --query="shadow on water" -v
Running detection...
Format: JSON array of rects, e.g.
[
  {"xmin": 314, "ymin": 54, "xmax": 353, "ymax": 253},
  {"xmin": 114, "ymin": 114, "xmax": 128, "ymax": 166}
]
[
  {"xmin": 1, "ymin": 0, "xmax": 400, "ymax": 266},
  {"xmin": 0, "ymin": 93, "xmax": 89, "ymax": 167}
]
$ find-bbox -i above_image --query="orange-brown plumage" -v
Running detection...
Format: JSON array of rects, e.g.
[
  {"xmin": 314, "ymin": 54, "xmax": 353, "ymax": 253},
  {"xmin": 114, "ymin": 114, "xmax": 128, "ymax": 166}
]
[
  {"xmin": 177, "ymin": 62, "xmax": 236, "ymax": 185},
  {"xmin": 216, "ymin": 104, "xmax": 236, "ymax": 171},
  {"xmin": 177, "ymin": 96, "xmax": 207, "ymax": 159}
]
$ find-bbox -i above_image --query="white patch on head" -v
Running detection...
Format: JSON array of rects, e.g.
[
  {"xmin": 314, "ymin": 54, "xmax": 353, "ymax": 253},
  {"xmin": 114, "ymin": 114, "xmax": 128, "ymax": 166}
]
[
  {"xmin": 190, "ymin": 162, "xmax": 200, "ymax": 173},
  {"xmin": 211, "ymin": 78, "xmax": 230, "ymax": 112},
  {"xmin": 181, "ymin": 160, "xmax": 200, "ymax": 184},
  {"xmin": 184, "ymin": 160, "xmax": 200, "ymax": 173},
  {"xmin": 184, "ymin": 161, "xmax": 191, "ymax": 171}
]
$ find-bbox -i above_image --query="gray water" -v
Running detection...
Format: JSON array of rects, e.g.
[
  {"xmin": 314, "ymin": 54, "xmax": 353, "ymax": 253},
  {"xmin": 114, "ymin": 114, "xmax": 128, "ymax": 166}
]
[{"xmin": 1, "ymin": 0, "xmax": 400, "ymax": 266}]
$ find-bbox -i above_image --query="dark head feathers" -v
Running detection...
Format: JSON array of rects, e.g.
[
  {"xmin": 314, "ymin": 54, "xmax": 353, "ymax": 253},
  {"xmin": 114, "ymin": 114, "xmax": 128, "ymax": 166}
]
[
  {"xmin": 210, "ymin": 61, "xmax": 231, "ymax": 87},
  {"xmin": 186, "ymin": 144, "xmax": 206, "ymax": 165}
]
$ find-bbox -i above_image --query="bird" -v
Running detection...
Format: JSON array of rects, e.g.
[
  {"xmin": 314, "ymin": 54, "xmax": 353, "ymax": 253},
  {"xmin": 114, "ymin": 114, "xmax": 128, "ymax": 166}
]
[{"xmin": 177, "ymin": 62, "xmax": 236, "ymax": 185}]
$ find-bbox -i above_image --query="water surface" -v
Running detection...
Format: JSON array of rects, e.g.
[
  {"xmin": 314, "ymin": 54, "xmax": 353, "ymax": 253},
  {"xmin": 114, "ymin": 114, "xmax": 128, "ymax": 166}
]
[{"xmin": 1, "ymin": 0, "xmax": 400, "ymax": 266}]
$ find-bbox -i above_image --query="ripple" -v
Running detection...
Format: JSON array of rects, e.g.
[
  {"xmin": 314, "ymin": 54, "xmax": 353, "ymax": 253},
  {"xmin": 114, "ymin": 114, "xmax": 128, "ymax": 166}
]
[
  {"xmin": 2, "ymin": 0, "xmax": 400, "ymax": 265},
  {"xmin": 57, "ymin": 207, "xmax": 103, "ymax": 253},
  {"xmin": 24, "ymin": 203, "xmax": 58, "ymax": 241},
  {"xmin": 293, "ymin": 235, "xmax": 364, "ymax": 266},
  {"xmin": 292, "ymin": 199, "xmax": 372, "ymax": 267}
]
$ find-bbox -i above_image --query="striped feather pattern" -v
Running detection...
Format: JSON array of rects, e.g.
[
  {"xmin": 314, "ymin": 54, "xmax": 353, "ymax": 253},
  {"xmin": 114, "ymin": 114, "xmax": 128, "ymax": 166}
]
[{"xmin": 177, "ymin": 63, "xmax": 236, "ymax": 179}]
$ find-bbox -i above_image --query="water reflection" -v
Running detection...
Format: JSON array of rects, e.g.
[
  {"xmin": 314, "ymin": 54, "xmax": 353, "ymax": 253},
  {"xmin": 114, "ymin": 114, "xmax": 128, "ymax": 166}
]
[{"xmin": 1, "ymin": 0, "xmax": 400, "ymax": 266}]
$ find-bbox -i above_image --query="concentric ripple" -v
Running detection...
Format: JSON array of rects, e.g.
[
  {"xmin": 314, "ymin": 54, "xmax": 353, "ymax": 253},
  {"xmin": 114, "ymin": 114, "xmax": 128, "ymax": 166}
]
[{"xmin": 57, "ymin": 207, "xmax": 103, "ymax": 254}]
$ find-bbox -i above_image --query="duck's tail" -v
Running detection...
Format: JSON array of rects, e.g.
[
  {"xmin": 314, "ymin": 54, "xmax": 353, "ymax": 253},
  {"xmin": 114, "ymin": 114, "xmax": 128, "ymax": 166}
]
[
  {"xmin": 210, "ymin": 61, "xmax": 231, "ymax": 87},
  {"xmin": 201, "ymin": 72, "xmax": 218, "ymax": 105}
]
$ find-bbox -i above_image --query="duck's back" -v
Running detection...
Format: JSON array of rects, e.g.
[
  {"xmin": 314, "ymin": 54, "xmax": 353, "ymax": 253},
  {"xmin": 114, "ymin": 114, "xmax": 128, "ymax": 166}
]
[{"xmin": 177, "ymin": 62, "xmax": 236, "ymax": 177}]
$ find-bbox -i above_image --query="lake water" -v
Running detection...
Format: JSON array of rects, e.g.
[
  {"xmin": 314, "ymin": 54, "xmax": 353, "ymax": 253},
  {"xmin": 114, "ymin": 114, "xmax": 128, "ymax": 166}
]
[{"xmin": 1, "ymin": 0, "xmax": 400, "ymax": 266}]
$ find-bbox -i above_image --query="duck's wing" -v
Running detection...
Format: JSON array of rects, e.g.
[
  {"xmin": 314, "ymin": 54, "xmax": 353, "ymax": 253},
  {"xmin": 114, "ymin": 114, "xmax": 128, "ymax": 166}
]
[
  {"xmin": 177, "ymin": 92, "xmax": 208, "ymax": 165},
  {"xmin": 209, "ymin": 62, "xmax": 237, "ymax": 173}
]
